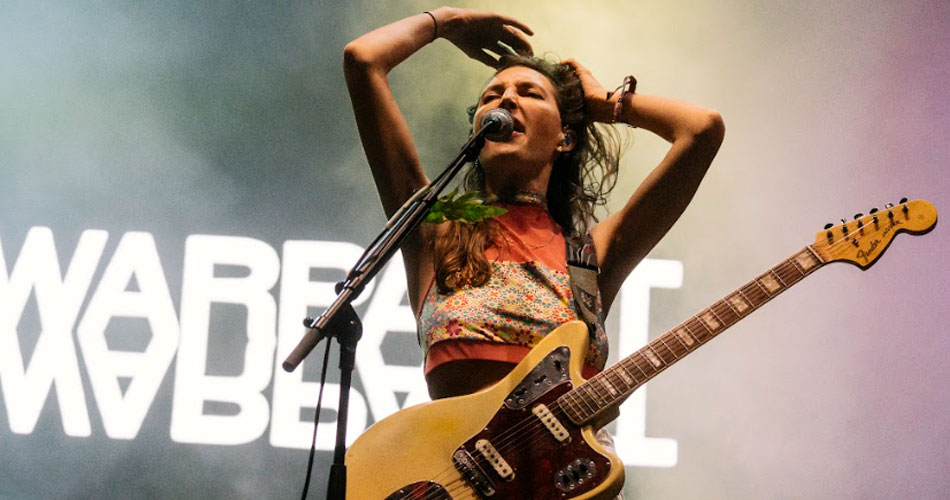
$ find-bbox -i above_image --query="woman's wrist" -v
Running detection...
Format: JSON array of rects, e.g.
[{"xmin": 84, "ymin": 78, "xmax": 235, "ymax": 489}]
[
  {"xmin": 428, "ymin": 7, "xmax": 457, "ymax": 40},
  {"xmin": 590, "ymin": 93, "xmax": 619, "ymax": 123}
]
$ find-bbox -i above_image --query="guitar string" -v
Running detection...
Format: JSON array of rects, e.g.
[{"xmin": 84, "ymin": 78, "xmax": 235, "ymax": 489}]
[
  {"xmin": 393, "ymin": 252, "xmax": 821, "ymax": 500},
  {"xmin": 395, "ymin": 250, "xmax": 829, "ymax": 499},
  {"xmin": 390, "ymin": 223, "xmax": 883, "ymax": 499}
]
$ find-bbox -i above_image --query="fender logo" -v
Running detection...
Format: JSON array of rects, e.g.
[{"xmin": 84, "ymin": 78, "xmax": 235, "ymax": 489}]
[{"xmin": 856, "ymin": 239, "xmax": 880, "ymax": 264}]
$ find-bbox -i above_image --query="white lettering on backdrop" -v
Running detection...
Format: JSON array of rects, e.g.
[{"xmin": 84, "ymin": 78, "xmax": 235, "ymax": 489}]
[{"xmin": 0, "ymin": 227, "xmax": 682, "ymax": 467}]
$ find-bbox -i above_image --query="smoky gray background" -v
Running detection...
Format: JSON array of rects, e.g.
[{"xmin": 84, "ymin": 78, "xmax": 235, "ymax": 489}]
[{"xmin": 2, "ymin": 1, "xmax": 949, "ymax": 499}]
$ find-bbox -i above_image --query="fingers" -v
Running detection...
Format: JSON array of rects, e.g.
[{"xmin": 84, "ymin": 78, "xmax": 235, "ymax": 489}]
[
  {"xmin": 467, "ymin": 48, "xmax": 500, "ymax": 68},
  {"xmin": 500, "ymin": 25, "xmax": 533, "ymax": 56},
  {"xmin": 561, "ymin": 58, "xmax": 589, "ymax": 76},
  {"xmin": 496, "ymin": 14, "xmax": 534, "ymax": 36}
]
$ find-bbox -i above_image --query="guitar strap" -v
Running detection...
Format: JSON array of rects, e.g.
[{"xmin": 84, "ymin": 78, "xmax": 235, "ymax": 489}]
[{"xmin": 565, "ymin": 233, "xmax": 608, "ymax": 358}]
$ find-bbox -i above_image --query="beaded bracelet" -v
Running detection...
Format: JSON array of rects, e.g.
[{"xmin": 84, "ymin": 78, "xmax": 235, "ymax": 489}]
[
  {"xmin": 423, "ymin": 11, "xmax": 438, "ymax": 41},
  {"xmin": 612, "ymin": 75, "xmax": 637, "ymax": 125}
]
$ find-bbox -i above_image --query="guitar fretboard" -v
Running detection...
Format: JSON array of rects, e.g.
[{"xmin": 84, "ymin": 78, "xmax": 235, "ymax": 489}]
[{"xmin": 559, "ymin": 245, "xmax": 826, "ymax": 425}]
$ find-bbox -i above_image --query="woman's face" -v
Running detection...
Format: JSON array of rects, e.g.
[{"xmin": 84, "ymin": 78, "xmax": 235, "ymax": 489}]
[{"xmin": 473, "ymin": 66, "xmax": 569, "ymax": 190}]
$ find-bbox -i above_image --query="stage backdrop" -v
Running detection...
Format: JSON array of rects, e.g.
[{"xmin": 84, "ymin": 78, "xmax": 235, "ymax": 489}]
[{"xmin": 2, "ymin": 1, "xmax": 948, "ymax": 499}]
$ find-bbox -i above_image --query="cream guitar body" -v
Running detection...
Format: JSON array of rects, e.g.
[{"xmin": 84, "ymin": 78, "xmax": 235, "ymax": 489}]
[{"xmin": 345, "ymin": 321, "xmax": 624, "ymax": 500}]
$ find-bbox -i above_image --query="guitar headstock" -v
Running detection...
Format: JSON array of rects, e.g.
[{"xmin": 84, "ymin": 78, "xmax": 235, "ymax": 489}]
[{"xmin": 812, "ymin": 199, "xmax": 938, "ymax": 269}]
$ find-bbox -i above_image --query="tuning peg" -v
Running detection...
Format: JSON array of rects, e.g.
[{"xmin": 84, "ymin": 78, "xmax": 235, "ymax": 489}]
[
  {"xmin": 869, "ymin": 207, "xmax": 878, "ymax": 214},
  {"xmin": 885, "ymin": 202, "xmax": 894, "ymax": 209},
  {"xmin": 900, "ymin": 197, "xmax": 908, "ymax": 204},
  {"xmin": 853, "ymin": 213, "xmax": 864, "ymax": 219},
  {"xmin": 824, "ymin": 223, "xmax": 834, "ymax": 229}
]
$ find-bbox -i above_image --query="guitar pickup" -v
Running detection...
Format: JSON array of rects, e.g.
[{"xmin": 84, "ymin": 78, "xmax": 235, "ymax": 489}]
[
  {"xmin": 532, "ymin": 404, "xmax": 571, "ymax": 443},
  {"xmin": 475, "ymin": 439, "xmax": 515, "ymax": 481}
]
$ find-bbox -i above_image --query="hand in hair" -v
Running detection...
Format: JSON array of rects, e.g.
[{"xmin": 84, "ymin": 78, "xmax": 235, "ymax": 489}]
[
  {"xmin": 435, "ymin": 7, "xmax": 535, "ymax": 67},
  {"xmin": 561, "ymin": 59, "xmax": 617, "ymax": 124}
]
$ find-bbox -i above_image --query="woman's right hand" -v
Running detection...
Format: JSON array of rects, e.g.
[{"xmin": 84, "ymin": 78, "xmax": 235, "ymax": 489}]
[{"xmin": 433, "ymin": 7, "xmax": 534, "ymax": 67}]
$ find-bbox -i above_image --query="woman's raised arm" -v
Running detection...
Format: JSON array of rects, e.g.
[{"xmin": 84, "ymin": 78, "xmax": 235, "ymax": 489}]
[
  {"xmin": 565, "ymin": 60, "xmax": 725, "ymax": 313},
  {"xmin": 342, "ymin": 7, "xmax": 533, "ymax": 312}
]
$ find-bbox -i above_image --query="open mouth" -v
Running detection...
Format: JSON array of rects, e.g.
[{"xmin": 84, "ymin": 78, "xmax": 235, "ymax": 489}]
[{"xmin": 511, "ymin": 117, "xmax": 525, "ymax": 134}]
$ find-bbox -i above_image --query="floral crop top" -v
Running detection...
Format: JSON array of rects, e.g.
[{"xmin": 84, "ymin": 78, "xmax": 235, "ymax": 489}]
[{"xmin": 417, "ymin": 196, "xmax": 608, "ymax": 378}]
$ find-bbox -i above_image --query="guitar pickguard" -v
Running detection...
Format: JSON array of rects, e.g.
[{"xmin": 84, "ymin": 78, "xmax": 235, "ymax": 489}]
[{"xmin": 454, "ymin": 375, "xmax": 612, "ymax": 499}]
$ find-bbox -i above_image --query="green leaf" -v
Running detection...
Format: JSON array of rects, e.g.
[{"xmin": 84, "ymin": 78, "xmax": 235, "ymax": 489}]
[{"xmin": 424, "ymin": 190, "xmax": 507, "ymax": 224}]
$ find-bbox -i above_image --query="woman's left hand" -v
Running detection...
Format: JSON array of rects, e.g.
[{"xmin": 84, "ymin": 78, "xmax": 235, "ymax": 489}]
[{"xmin": 561, "ymin": 58, "xmax": 616, "ymax": 123}]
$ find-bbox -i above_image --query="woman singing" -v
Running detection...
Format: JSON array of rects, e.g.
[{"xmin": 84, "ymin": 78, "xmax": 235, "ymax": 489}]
[{"xmin": 343, "ymin": 6, "xmax": 724, "ymax": 497}]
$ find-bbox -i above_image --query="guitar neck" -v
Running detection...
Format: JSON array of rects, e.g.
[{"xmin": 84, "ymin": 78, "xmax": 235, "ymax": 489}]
[{"xmin": 560, "ymin": 245, "xmax": 827, "ymax": 425}]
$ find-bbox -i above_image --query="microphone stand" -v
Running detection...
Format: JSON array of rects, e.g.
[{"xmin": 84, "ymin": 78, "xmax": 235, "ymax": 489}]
[{"xmin": 282, "ymin": 126, "xmax": 495, "ymax": 500}]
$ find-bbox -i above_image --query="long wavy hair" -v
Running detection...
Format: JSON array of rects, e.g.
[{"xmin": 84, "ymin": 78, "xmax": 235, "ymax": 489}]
[{"xmin": 433, "ymin": 55, "xmax": 623, "ymax": 293}]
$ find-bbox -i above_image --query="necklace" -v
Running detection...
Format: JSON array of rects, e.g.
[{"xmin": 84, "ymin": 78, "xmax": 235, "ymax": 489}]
[{"xmin": 485, "ymin": 189, "xmax": 548, "ymax": 209}]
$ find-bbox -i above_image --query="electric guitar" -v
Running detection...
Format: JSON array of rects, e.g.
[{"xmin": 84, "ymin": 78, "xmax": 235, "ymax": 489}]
[{"xmin": 345, "ymin": 199, "xmax": 938, "ymax": 500}]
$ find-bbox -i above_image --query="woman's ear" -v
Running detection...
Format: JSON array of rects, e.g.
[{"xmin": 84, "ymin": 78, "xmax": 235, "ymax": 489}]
[{"xmin": 557, "ymin": 129, "xmax": 577, "ymax": 153}]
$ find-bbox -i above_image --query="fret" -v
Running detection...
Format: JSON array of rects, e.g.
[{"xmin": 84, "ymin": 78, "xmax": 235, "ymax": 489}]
[
  {"xmin": 793, "ymin": 249, "xmax": 817, "ymax": 271},
  {"xmin": 803, "ymin": 245, "xmax": 824, "ymax": 266},
  {"xmin": 744, "ymin": 282, "xmax": 769, "ymax": 304},
  {"xmin": 624, "ymin": 357, "xmax": 650, "ymax": 379},
  {"xmin": 691, "ymin": 316, "xmax": 715, "ymax": 338},
  {"xmin": 751, "ymin": 277, "xmax": 772, "ymax": 297},
  {"xmin": 738, "ymin": 284, "xmax": 759, "ymax": 304},
  {"xmin": 604, "ymin": 369, "xmax": 628, "ymax": 393},
  {"xmin": 567, "ymin": 391, "xmax": 586, "ymax": 417},
  {"xmin": 635, "ymin": 351, "xmax": 661, "ymax": 374},
  {"xmin": 596, "ymin": 375, "xmax": 618, "ymax": 398},
  {"xmin": 758, "ymin": 273, "xmax": 781, "ymax": 294},
  {"xmin": 593, "ymin": 379, "xmax": 612, "ymax": 406},
  {"xmin": 775, "ymin": 261, "xmax": 801, "ymax": 284},
  {"xmin": 674, "ymin": 326, "xmax": 698, "ymax": 347},
  {"xmin": 714, "ymin": 300, "xmax": 741, "ymax": 325},
  {"xmin": 614, "ymin": 364, "xmax": 637, "ymax": 386},
  {"xmin": 656, "ymin": 336, "xmax": 680, "ymax": 359},
  {"xmin": 560, "ymin": 393, "xmax": 581, "ymax": 419},
  {"xmin": 729, "ymin": 292, "xmax": 752, "ymax": 315},
  {"xmin": 682, "ymin": 320, "xmax": 707, "ymax": 343},
  {"xmin": 642, "ymin": 347, "xmax": 664, "ymax": 368},
  {"xmin": 669, "ymin": 328, "xmax": 691, "ymax": 350},
  {"xmin": 769, "ymin": 269, "xmax": 788, "ymax": 288},
  {"xmin": 700, "ymin": 310, "xmax": 722, "ymax": 333},
  {"xmin": 580, "ymin": 385, "xmax": 602, "ymax": 412},
  {"xmin": 722, "ymin": 296, "xmax": 741, "ymax": 316},
  {"xmin": 788, "ymin": 256, "xmax": 807, "ymax": 276}
]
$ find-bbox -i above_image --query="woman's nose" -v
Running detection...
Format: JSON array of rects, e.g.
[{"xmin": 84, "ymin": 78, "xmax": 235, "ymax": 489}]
[{"xmin": 499, "ymin": 89, "xmax": 519, "ymax": 109}]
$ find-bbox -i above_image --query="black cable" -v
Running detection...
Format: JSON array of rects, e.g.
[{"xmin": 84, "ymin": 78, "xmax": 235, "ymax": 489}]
[{"xmin": 299, "ymin": 335, "xmax": 334, "ymax": 500}]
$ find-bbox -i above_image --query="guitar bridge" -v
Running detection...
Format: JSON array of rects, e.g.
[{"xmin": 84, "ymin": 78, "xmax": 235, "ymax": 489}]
[{"xmin": 453, "ymin": 448, "xmax": 496, "ymax": 497}]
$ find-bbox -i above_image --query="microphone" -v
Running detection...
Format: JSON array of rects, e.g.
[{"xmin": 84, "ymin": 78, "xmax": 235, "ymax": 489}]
[{"xmin": 478, "ymin": 108, "xmax": 514, "ymax": 141}]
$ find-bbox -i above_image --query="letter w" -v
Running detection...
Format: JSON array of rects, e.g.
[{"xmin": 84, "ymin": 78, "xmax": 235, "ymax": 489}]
[{"xmin": 0, "ymin": 227, "xmax": 107, "ymax": 436}]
